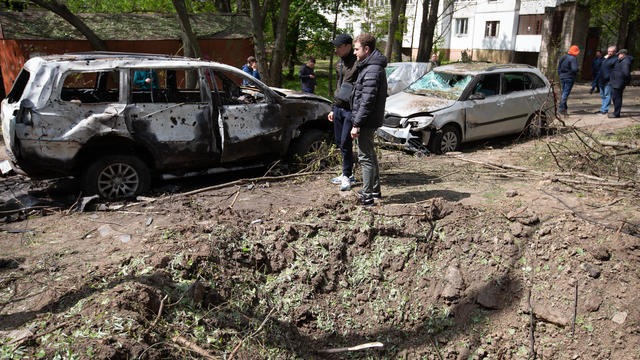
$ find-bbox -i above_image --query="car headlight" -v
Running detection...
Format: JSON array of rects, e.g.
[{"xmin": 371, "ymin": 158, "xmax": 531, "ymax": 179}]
[{"xmin": 406, "ymin": 115, "xmax": 434, "ymax": 130}]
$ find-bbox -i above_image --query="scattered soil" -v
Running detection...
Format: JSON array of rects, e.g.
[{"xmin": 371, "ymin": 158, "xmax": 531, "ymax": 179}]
[{"xmin": 1, "ymin": 84, "xmax": 640, "ymax": 359}]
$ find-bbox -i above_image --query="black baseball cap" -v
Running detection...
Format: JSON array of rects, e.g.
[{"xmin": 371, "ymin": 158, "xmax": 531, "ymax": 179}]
[
  {"xmin": 331, "ymin": 34, "xmax": 353, "ymax": 46},
  {"xmin": 617, "ymin": 49, "xmax": 628, "ymax": 55}
]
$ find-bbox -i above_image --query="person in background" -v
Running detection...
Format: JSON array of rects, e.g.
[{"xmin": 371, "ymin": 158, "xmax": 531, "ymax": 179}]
[
  {"xmin": 557, "ymin": 45, "xmax": 580, "ymax": 115},
  {"xmin": 350, "ymin": 33, "xmax": 387, "ymax": 206},
  {"xmin": 299, "ymin": 57, "xmax": 317, "ymax": 93},
  {"xmin": 430, "ymin": 53, "xmax": 440, "ymax": 68},
  {"xmin": 242, "ymin": 56, "xmax": 261, "ymax": 86},
  {"xmin": 608, "ymin": 49, "xmax": 633, "ymax": 119},
  {"xmin": 328, "ymin": 34, "xmax": 358, "ymax": 192},
  {"xmin": 590, "ymin": 49, "xmax": 603, "ymax": 94},
  {"xmin": 598, "ymin": 45, "xmax": 617, "ymax": 115},
  {"xmin": 133, "ymin": 69, "xmax": 159, "ymax": 90}
]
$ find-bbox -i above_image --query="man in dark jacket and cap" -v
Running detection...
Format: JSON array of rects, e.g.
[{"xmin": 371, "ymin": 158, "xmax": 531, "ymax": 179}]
[
  {"xmin": 350, "ymin": 33, "xmax": 387, "ymax": 206},
  {"xmin": 328, "ymin": 34, "xmax": 359, "ymax": 192},
  {"xmin": 608, "ymin": 49, "xmax": 632, "ymax": 118}
]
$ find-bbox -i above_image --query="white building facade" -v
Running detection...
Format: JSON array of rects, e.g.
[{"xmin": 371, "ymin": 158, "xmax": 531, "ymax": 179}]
[{"xmin": 333, "ymin": 0, "xmax": 591, "ymax": 77}]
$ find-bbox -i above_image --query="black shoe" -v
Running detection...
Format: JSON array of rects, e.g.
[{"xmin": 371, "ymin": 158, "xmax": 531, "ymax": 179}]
[
  {"xmin": 608, "ymin": 113, "xmax": 620, "ymax": 118},
  {"xmin": 357, "ymin": 190, "xmax": 382, "ymax": 199},
  {"xmin": 589, "ymin": 89, "xmax": 594, "ymax": 94},
  {"xmin": 359, "ymin": 196, "xmax": 375, "ymax": 206}
]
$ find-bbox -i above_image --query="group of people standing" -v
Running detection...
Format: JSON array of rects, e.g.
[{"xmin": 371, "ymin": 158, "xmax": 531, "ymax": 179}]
[
  {"xmin": 558, "ymin": 45, "xmax": 633, "ymax": 118},
  {"xmin": 241, "ymin": 34, "xmax": 389, "ymax": 206},
  {"xmin": 328, "ymin": 33, "xmax": 388, "ymax": 206}
]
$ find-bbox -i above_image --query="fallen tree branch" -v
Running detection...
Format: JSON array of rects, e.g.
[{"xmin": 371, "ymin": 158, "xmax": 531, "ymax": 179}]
[
  {"xmin": 171, "ymin": 336, "xmax": 218, "ymax": 359},
  {"xmin": 317, "ymin": 341, "xmax": 384, "ymax": 354}
]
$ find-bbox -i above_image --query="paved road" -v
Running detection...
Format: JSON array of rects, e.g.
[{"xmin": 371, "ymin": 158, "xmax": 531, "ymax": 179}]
[{"xmin": 560, "ymin": 83, "xmax": 640, "ymax": 132}]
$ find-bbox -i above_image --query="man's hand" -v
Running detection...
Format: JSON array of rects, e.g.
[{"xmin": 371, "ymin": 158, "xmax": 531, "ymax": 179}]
[
  {"xmin": 350, "ymin": 126, "xmax": 360, "ymax": 139},
  {"xmin": 328, "ymin": 111, "xmax": 334, "ymax": 122}
]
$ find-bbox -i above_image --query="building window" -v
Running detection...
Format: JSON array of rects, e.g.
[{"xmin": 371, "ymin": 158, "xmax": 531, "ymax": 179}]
[
  {"xmin": 485, "ymin": 21, "xmax": 499, "ymax": 37},
  {"xmin": 517, "ymin": 14, "xmax": 543, "ymax": 35},
  {"xmin": 455, "ymin": 18, "xmax": 468, "ymax": 35}
]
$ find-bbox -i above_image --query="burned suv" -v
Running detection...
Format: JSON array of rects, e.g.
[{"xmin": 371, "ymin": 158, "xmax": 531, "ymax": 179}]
[
  {"xmin": 377, "ymin": 63, "xmax": 555, "ymax": 154},
  {"xmin": 1, "ymin": 52, "xmax": 331, "ymax": 199}
]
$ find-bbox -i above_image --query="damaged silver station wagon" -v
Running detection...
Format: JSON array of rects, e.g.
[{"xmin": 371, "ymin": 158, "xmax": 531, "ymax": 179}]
[
  {"xmin": 1, "ymin": 52, "xmax": 332, "ymax": 199},
  {"xmin": 377, "ymin": 63, "xmax": 555, "ymax": 154}
]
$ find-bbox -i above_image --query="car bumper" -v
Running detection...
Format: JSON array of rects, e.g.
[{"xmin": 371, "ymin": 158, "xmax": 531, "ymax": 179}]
[{"xmin": 376, "ymin": 126, "xmax": 431, "ymax": 152}]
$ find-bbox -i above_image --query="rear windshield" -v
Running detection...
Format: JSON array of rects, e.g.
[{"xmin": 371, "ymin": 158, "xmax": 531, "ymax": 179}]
[{"xmin": 7, "ymin": 69, "xmax": 30, "ymax": 104}]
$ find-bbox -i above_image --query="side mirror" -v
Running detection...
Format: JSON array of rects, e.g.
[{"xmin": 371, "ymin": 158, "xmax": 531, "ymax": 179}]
[{"xmin": 468, "ymin": 93, "xmax": 485, "ymax": 100}]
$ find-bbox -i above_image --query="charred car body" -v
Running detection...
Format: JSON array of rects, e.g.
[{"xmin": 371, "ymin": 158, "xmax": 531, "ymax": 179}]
[
  {"xmin": 377, "ymin": 63, "xmax": 555, "ymax": 154},
  {"xmin": 1, "ymin": 52, "xmax": 332, "ymax": 199}
]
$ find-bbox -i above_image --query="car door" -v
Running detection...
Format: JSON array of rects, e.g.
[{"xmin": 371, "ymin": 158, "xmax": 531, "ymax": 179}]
[
  {"xmin": 464, "ymin": 73, "xmax": 505, "ymax": 141},
  {"xmin": 465, "ymin": 72, "xmax": 531, "ymax": 141},
  {"xmin": 499, "ymin": 71, "xmax": 537, "ymax": 133},
  {"xmin": 125, "ymin": 68, "xmax": 216, "ymax": 170},
  {"xmin": 207, "ymin": 68, "xmax": 284, "ymax": 163}
]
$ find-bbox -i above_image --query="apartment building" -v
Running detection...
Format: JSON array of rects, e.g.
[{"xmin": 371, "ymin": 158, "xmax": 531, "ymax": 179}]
[{"xmin": 336, "ymin": 0, "xmax": 592, "ymax": 79}]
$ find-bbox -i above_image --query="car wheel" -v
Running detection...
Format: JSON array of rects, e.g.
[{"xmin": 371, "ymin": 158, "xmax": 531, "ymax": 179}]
[
  {"xmin": 290, "ymin": 129, "xmax": 328, "ymax": 158},
  {"xmin": 525, "ymin": 112, "xmax": 548, "ymax": 137},
  {"xmin": 428, "ymin": 125, "xmax": 461, "ymax": 154},
  {"xmin": 82, "ymin": 155, "xmax": 150, "ymax": 200}
]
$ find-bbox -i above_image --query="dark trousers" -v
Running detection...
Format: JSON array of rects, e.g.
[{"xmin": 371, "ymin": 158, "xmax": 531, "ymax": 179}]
[
  {"xmin": 357, "ymin": 127, "xmax": 380, "ymax": 196},
  {"xmin": 332, "ymin": 106, "xmax": 354, "ymax": 177},
  {"xmin": 611, "ymin": 87, "xmax": 625, "ymax": 117}
]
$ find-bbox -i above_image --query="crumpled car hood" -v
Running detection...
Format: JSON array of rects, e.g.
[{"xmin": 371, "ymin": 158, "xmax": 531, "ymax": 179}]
[
  {"xmin": 385, "ymin": 91, "xmax": 456, "ymax": 117},
  {"xmin": 270, "ymin": 87, "xmax": 331, "ymax": 103}
]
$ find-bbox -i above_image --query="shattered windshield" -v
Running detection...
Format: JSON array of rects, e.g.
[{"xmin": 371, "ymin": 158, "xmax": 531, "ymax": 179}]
[{"xmin": 405, "ymin": 71, "xmax": 473, "ymax": 100}]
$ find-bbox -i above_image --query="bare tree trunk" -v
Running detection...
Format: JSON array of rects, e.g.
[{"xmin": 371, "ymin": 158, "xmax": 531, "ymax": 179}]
[
  {"xmin": 172, "ymin": 0, "xmax": 201, "ymax": 58},
  {"xmin": 269, "ymin": 0, "xmax": 291, "ymax": 87},
  {"xmin": 416, "ymin": 0, "xmax": 430, "ymax": 61},
  {"xmin": 249, "ymin": 0, "xmax": 270, "ymax": 84},
  {"xmin": 394, "ymin": 0, "xmax": 407, "ymax": 62},
  {"xmin": 416, "ymin": 0, "xmax": 440, "ymax": 62},
  {"xmin": 616, "ymin": 1, "xmax": 630, "ymax": 49},
  {"xmin": 422, "ymin": 0, "xmax": 440, "ymax": 61},
  {"xmin": 385, "ymin": 0, "xmax": 404, "ymax": 59},
  {"xmin": 29, "ymin": 0, "xmax": 107, "ymax": 51},
  {"xmin": 172, "ymin": 0, "xmax": 201, "ymax": 87}
]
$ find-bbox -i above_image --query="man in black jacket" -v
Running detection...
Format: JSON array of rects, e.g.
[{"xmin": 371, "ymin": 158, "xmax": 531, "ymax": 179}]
[
  {"xmin": 328, "ymin": 34, "xmax": 359, "ymax": 191},
  {"xmin": 350, "ymin": 33, "xmax": 387, "ymax": 206},
  {"xmin": 299, "ymin": 57, "xmax": 317, "ymax": 93},
  {"xmin": 608, "ymin": 49, "xmax": 632, "ymax": 118}
]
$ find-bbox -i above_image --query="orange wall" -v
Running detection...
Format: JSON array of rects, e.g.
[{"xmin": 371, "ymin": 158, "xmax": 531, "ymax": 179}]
[{"xmin": 0, "ymin": 38, "xmax": 253, "ymax": 95}]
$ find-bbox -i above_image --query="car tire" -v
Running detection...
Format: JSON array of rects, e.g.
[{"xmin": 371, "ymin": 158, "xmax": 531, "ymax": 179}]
[
  {"xmin": 428, "ymin": 125, "xmax": 461, "ymax": 154},
  {"xmin": 525, "ymin": 112, "xmax": 548, "ymax": 137},
  {"xmin": 290, "ymin": 129, "xmax": 328, "ymax": 158},
  {"xmin": 82, "ymin": 155, "xmax": 151, "ymax": 200}
]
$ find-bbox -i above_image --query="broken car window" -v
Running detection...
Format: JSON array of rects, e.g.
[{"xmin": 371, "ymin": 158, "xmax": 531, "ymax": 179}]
[
  {"xmin": 207, "ymin": 69, "xmax": 268, "ymax": 106},
  {"xmin": 60, "ymin": 70, "xmax": 120, "ymax": 103},
  {"xmin": 131, "ymin": 69, "xmax": 204, "ymax": 103}
]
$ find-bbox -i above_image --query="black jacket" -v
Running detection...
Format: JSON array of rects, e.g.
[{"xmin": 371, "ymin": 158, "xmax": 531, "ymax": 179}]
[
  {"xmin": 610, "ymin": 55, "xmax": 632, "ymax": 89},
  {"xmin": 333, "ymin": 53, "xmax": 358, "ymax": 109},
  {"xmin": 351, "ymin": 49, "xmax": 388, "ymax": 128},
  {"xmin": 557, "ymin": 54, "xmax": 578, "ymax": 80},
  {"xmin": 299, "ymin": 64, "xmax": 316, "ymax": 91},
  {"xmin": 598, "ymin": 56, "xmax": 617, "ymax": 87}
]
